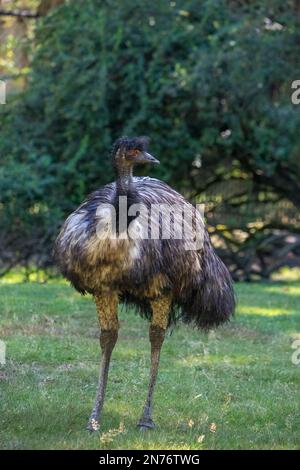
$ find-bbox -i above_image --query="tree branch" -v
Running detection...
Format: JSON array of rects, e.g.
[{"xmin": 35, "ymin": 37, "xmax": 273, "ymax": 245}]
[{"xmin": 0, "ymin": 8, "xmax": 40, "ymax": 18}]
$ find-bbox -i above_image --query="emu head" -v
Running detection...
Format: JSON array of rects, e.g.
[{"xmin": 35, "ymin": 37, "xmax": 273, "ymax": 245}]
[{"xmin": 111, "ymin": 136, "xmax": 159, "ymax": 172}]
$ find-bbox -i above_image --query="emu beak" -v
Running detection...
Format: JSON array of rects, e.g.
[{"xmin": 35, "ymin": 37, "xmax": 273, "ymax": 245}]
[{"xmin": 139, "ymin": 152, "xmax": 160, "ymax": 165}]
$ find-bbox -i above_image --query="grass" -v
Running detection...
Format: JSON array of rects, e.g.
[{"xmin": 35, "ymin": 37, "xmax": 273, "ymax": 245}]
[{"xmin": 0, "ymin": 279, "xmax": 300, "ymax": 450}]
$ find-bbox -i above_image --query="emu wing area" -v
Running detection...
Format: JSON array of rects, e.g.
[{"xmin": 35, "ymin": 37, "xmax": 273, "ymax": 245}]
[{"xmin": 54, "ymin": 177, "xmax": 235, "ymax": 328}]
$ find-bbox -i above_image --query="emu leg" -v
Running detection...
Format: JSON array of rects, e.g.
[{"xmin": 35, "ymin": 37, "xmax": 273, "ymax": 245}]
[
  {"xmin": 87, "ymin": 293, "xmax": 119, "ymax": 432},
  {"xmin": 138, "ymin": 297, "xmax": 170, "ymax": 430}
]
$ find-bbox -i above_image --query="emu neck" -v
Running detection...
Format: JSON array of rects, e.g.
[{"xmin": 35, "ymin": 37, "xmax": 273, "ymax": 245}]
[{"xmin": 116, "ymin": 165, "xmax": 133, "ymax": 195}]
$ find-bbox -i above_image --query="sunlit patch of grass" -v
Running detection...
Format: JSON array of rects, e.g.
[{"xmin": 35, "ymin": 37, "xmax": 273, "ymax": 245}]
[
  {"xmin": 0, "ymin": 280, "xmax": 299, "ymax": 450},
  {"xmin": 272, "ymin": 267, "xmax": 300, "ymax": 281},
  {"xmin": 238, "ymin": 305, "xmax": 291, "ymax": 316},
  {"xmin": 264, "ymin": 284, "xmax": 300, "ymax": 297},
  {"xmin": 177, "ymin": 354, "xmax": 258, "ymax": 367},
  {"xmin": 0, "ymin": 268, "xmax": 66, "ymax": 285}
]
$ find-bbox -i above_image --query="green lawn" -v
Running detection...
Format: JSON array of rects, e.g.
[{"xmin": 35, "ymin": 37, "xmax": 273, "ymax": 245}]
[{"xmin": 0, "ymin": 280, "xmax": 299, "ymax": 450}]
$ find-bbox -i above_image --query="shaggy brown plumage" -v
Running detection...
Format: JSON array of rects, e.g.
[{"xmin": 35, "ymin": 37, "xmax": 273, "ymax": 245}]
[{"xmin": 54, "ymin": 136, "xmax": 235, "ymax": 431}]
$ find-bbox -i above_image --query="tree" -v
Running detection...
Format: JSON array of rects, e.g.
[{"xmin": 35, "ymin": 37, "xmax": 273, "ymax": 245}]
[{"xmin": 1, "ymin": 0, "xmax": 300, "ymax": 278}]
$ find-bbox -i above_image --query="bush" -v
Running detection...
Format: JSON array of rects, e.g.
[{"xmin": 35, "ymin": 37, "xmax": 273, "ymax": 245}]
[{"xmin": 1, "ymin": 0, "xmax": 300, "ymax": 278}]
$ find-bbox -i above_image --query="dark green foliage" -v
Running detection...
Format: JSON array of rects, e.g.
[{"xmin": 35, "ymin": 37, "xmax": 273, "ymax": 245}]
[{"xmin": 1, "ymin": 0, "xmax": 300, "ymax": 277}]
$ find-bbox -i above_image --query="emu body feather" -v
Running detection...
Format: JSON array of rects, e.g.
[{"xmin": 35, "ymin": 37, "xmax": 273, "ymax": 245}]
[{"xmin": 54, "ymin": 176, "xmax": 235, "ymax": 329}]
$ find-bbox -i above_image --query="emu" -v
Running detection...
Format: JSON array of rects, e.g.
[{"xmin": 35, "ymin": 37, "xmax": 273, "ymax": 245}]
[{"xmin": 54, "ymin": 136, "xmax": 235, "ymax": 431}]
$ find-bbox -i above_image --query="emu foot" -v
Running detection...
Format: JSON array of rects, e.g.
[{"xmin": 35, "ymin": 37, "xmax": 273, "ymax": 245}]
[
  {"xmin": 87, "ymin": 416, "xmax": 100, "ymax": 433},
  {"xmin": 137, "ymin": 417, "xmax": 156, "ymax": 430}
]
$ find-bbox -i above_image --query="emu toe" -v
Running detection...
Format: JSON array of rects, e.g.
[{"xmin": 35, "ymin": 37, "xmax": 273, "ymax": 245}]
[
  {"xmin": 87, "ymin": 418, "xmax": 100, "ymax": 432},
  {"xmin": 137, "ymin": 418, "xmax": 156, "ymax": 430}
]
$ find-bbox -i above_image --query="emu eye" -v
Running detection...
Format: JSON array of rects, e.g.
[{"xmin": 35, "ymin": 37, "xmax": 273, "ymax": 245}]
[{"xmin": 130, "ymin": 149, "xmax": 140, "ymax": 157}]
